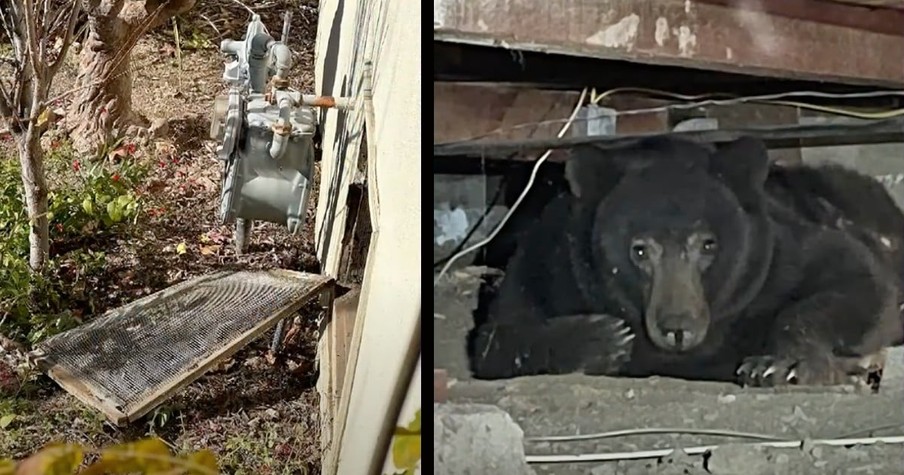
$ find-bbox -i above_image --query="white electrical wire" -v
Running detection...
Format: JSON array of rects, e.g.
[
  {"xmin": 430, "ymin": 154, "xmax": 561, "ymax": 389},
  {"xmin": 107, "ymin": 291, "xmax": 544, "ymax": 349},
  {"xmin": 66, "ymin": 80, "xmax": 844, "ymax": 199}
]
[
  {"xmin": 433, "ymin": 87, "xmax": 589, "ymax": 287},
  {"xmin": 590, "ymin": 87, "xmax": 904, "ymax": 105},
  {"xmin": 527, "ymin": 427, "xmax": 788, "ymax": 443},
  {"xmin": 525, "ymin": 434, "xmax": 904, "ymax": 464},
  {"xmin": 525, "ymin": 421, "xmax": 904, "ymax": 445},
  {"xmin": 439, "ymin": 87, "xmax": 904, "ymax": 146}
]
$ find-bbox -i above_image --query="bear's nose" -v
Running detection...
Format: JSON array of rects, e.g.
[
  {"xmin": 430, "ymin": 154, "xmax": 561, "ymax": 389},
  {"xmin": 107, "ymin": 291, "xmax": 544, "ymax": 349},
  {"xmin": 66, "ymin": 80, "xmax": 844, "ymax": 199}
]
[
  {"xmin": 663, "ymin": 329, "xmax": 694, "ymax": 349},
  {"xmin": 656, "ymin": 314, "xmax": 699, "ymax": 350}
]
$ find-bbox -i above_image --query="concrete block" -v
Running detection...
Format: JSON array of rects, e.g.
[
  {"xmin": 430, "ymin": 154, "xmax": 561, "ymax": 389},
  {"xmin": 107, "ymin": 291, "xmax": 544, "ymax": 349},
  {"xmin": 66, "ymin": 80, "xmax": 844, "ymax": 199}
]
[
  {"xmin": 434, "ymin": 403, "xmax": 536, "ymax": 475},
  {"xmin": 880, "ymin": 346, "xmax": 904, "ymax": 394},
  {"xmin": 434, "ymin": 265, "xmax": 504, "ymax": 380},
  {"xmin": 706, "ymin": 444, "xmax": 780, "ymax": 475},
  {"xmin": 433, "ymin": 174, "xmax": 508, "ymax": 269}
]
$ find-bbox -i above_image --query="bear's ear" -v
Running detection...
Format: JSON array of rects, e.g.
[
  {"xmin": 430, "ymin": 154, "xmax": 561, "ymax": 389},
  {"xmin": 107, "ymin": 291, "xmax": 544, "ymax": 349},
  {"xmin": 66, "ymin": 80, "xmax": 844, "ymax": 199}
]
[
  {"xmin": 564, "ymin": 144, "xmax": 628, "ymax": 202},
  {"xmin": 709, "ymin": 136, "xmax": 769, "ymax": 209}
]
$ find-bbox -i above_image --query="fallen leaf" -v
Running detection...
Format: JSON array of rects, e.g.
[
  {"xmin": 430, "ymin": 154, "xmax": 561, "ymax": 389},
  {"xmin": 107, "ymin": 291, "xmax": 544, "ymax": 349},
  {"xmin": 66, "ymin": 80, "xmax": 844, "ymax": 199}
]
[
  {"xmin": 159, "ymin": 43, "xmax": 177, "ymax": 57},
  {"xmin": 215, "ymin": 359, "xmax": 235, "ymax": 373},
  {"xmin": 0, "ymin": 415, "xmax": 15, "ymax": 429},
  {"xmin": 107, "ymin": 147, "xmax": 128, "ymax": 162},
  {"xmin": 175, "ymin": 242, "xmax": 188, "ymax": 255},
  {"xmin": 154, "ymin": 141, "xmax": 176, "ymax": 157},
  {"xmin": 145, "ymin": 180, "xmax": 167, "ymax": 194},
  {"xmin": 35, "ymin": 109, "xmax": 52, "ymax": 128},
  {"xmin": 197, "ymin": 177, "xmax": 217, "ymax": 191},
  {"xmin": 200, "ymin": 245, "xmax": 221, "ymax": 256},
  {"xmin": 206, "ymin": 230, "xmax": 228, "ymax": 244}
]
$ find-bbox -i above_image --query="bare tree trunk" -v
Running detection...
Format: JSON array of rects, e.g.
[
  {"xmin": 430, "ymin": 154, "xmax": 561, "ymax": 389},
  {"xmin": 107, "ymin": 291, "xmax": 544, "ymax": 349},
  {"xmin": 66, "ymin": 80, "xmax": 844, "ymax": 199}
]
[
  {"xmin": 67, "ymin": 17, "xmax": 141, "ymax": 152},
  {"xmin": 12, "ymin": 66, "xmax": 50, "ymax": 271},
  {"xmin": 15, "ymin": 127, "xmax": 49, "ymax": 270},
  {"xmin": 1, "ymin": 0, "xmax": 80, "ymax": 272},
  {"xmin": 66, "ymin": 0, "xmax": 196, "ymax": 154}
]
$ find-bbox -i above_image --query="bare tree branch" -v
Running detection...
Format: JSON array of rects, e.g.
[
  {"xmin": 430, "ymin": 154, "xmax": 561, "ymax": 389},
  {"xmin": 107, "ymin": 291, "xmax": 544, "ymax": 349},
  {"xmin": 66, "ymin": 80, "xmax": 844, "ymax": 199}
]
[
  {"xmin": 47, "ymin": 1, "xmax": 81, "ymax": 83},
  {"xmin": 0, "ymin": 88, "xmax": 12, "ymax": 121},
  {"xmin": 22, "ymin": 1, "xmax": 44, "ymax": 94}
]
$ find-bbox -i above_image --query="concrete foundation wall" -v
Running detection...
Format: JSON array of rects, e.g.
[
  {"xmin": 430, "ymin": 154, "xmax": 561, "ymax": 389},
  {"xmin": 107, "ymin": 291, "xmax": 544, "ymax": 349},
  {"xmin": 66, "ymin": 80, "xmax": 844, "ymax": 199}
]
[{"xmin": 798, "ymin": 116, "xmax": 904, "ymax": 210}]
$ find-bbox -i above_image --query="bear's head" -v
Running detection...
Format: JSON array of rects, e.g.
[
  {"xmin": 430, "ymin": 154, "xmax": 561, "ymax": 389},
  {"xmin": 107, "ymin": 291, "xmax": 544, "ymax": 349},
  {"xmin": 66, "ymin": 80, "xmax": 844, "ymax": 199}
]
[{"xmin": 565, "ymin": 135, "xmax": 772, "ymax": 354}]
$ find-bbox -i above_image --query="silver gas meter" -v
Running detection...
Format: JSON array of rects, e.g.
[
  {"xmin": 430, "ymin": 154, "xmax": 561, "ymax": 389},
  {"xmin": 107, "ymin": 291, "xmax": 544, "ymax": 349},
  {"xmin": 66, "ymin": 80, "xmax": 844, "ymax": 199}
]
[{"xmin": 210, "ymin": 14, "xmax": 348, "ymax": 254}]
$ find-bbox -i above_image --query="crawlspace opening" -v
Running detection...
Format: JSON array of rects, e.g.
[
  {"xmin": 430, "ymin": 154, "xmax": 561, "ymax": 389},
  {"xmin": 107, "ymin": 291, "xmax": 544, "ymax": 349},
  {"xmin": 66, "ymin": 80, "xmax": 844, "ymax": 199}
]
[
  {"xmin": 433, "ymin": 33, "xmax": 904, "ymax": 475},
  {"xmin": 433, "ymin": 141, "xmax": 903, "ymax": 383},
  {"xmin": 432, "ymin": 138, "xmax": 904, "ymax": 473}
]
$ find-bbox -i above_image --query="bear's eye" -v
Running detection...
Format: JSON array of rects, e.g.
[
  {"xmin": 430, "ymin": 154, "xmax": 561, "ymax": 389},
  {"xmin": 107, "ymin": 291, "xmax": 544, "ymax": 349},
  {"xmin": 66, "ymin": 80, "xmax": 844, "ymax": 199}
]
[
  {"xmin": 631, "ymin": 244, "xmax": 648, "ymax": 260},
  {"xmin": 702, "ymin": 237, "xmax": 718, "ymax": 253}
]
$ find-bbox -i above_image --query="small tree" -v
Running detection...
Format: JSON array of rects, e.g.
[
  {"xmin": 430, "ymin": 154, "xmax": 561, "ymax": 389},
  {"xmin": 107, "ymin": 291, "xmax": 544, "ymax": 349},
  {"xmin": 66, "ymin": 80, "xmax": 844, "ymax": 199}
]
[
  {"xmin": 0, "ymin": 0, "xmax": 81, "ymax": 271},
  {"xmin": 66, "ymin": 0, "xmax": 196, "ymax": 154}
]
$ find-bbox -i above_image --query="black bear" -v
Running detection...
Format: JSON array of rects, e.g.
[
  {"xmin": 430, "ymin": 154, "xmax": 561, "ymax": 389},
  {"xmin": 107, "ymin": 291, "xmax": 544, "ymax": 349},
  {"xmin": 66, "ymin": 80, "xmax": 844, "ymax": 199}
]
[{"xmin": 468, "ymin": 135, "xmax": 904, "ymax": 387}]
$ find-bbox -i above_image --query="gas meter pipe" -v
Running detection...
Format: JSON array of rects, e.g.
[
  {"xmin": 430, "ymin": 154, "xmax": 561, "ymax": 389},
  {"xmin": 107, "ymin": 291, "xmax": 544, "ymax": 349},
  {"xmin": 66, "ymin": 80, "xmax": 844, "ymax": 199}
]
[
  {"xmin": 269, "ymin": 95, "xmax": 295, "ymax": 160},
  {"xmin": 268, "ymin": 41, "xmax": 292, "ymax": 79},
  {"xmin": 301, "ymin": 95, "xmax": 353, "ymax": 110}
]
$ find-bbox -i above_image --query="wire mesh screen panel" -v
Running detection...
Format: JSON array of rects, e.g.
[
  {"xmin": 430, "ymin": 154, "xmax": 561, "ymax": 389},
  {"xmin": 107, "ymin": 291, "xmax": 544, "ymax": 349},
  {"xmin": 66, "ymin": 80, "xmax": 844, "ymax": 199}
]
[{"xmin": 30, "ymin": 270, "xmax": 332, "ymax": 424}]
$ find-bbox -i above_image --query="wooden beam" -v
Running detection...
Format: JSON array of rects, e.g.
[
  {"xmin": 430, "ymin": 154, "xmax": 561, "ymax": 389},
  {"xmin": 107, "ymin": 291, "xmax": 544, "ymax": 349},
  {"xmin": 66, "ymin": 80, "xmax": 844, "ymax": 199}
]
[
  {"xmin": 433, "ymin": 83, "xmax": 670, "ymax": 163},
  {"xmin": 698, "ymin": 0, "xmax": 904, "ymax": 37},
  {"xmin": 434, "ymin": 0, "xmax": 904, "ymax": 87},
  {"xmin": 434, "ymin": 83, "xmax": 583, "ymax": 144},
  {"xmin": 40, "ymin": 364, "xmax": 130, "ymax": 425},
  {"xmin": 830, "ymin": 0, "xmax": 904, "ymax": 8},
  {"xmin": 434, "ymin": 116, "xmax": 904, "ymax": 159},
  {"xmin": 328, "ymin": 242, "xmax": 376, "ymax": 473},
  {"xmin": 332, "ymin": 287, "xmax": 360, "ymax": 425},
  {"xmin": 317, "ymin": 315, "xmax": 337, "ymax": 475}
]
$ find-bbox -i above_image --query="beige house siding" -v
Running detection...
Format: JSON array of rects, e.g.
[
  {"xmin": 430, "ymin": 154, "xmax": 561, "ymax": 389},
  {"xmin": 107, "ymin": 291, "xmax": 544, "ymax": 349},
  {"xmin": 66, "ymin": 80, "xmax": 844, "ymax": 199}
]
[{"xmin": 313, "ymin": 0, "xmax": 421, "ymax": 474}]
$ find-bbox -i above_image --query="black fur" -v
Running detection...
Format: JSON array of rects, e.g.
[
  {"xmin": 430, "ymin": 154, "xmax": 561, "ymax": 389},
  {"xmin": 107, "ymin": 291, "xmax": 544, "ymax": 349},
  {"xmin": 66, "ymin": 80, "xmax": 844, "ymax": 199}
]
[{"xmin": 469, "ymin": 136, "xmax": 904, "ymax": 386}]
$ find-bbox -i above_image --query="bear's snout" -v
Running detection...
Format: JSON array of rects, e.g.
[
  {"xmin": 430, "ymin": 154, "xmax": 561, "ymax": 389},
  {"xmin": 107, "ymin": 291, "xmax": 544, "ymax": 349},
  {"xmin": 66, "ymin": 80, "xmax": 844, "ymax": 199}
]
[
  {"xmin": 641, "ymin": 247, "xmax": 712, "ymax": 353},
  {"xmin": 653, "ymin": 312, "xmax": 707, "ymax": 351}
]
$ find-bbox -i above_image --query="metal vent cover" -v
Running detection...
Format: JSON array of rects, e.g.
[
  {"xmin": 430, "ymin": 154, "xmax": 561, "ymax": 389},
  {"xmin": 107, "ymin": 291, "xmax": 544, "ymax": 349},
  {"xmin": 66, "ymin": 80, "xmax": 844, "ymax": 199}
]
[{"xmin": 29, "ymin": 269, "xmax": 332, "ymax": 425}]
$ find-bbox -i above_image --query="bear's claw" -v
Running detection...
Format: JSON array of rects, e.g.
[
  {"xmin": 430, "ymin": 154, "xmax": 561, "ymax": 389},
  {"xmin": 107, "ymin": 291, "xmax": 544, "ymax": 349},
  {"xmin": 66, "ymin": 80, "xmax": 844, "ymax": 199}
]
[
  {"xmin": 470, "ymin": 314, "xmax": 636, "ymax": 378},
  {"xmin": 736, "ymin": 356, "xmax": 800, "ymax": 387},
  {"xmin": 549, "ymin": 314, "xmax": 635, "ymax": 376},
  {"xmin": 736, "ymin": 353, "xmax": 863, "ymax": 387}
]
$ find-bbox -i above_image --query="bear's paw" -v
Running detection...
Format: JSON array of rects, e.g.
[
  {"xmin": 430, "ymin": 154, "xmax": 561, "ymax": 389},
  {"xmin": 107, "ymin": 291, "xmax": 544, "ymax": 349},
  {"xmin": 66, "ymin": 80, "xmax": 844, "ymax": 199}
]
[{"xmin": 736, "ymin": 351, "xmax": 866, "ymax": 387}]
